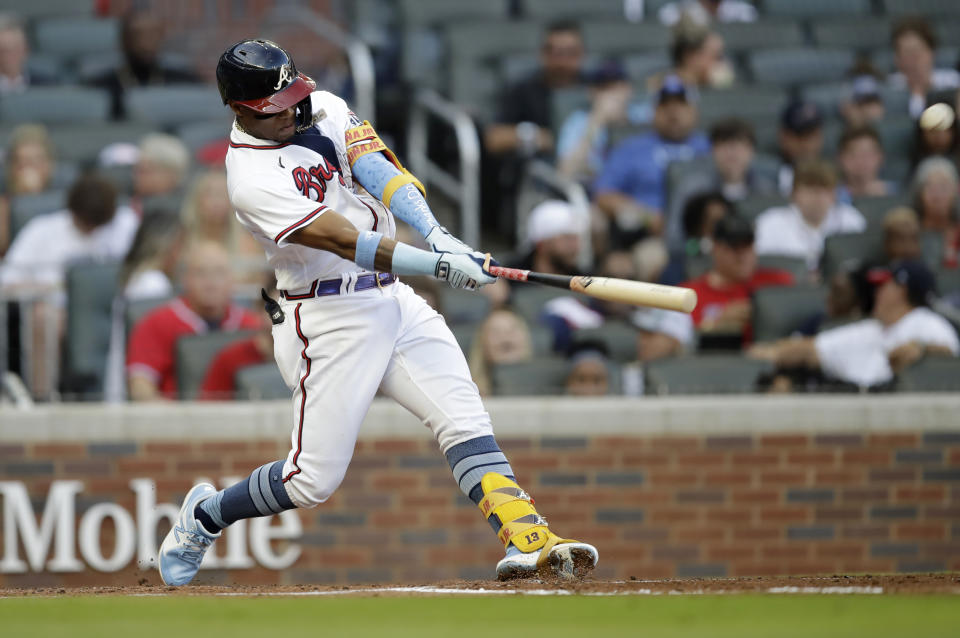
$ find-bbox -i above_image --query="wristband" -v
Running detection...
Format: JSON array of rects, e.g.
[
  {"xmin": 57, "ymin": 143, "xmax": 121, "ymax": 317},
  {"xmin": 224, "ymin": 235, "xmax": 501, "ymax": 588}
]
[
  {"xmin": 355, "ymin": 230, "xmax": 383, "ymax": 271},
  {"xmin": 390, "ymin": 242, "xmax": 442, "ymax": 276}
]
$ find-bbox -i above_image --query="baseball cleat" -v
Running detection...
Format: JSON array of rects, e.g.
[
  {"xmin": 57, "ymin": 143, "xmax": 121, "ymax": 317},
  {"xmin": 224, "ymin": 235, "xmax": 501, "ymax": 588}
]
[
  {"xmin": 496, "ymin": 541, "xmax": 599, "ymax": 581},
  {"xmin": 158, "ymin": 483, "xmax": 221, "ymax": 586}
]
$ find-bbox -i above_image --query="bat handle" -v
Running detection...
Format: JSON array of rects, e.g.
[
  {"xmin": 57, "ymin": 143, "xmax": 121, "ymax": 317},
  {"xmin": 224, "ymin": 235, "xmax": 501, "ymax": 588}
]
[{"xmin": 487, "ymin": 265, "xmax": 529, "ymax": 282}]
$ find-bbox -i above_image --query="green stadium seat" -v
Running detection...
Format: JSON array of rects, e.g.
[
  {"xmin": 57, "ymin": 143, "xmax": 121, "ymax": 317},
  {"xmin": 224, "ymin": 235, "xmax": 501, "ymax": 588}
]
[
  {"xmin": 735, "ymin": 194, "xmax": 789, "ymax": 221},
  {"xmin": 685, "ymin": 254, "xmax": 712, "ymax": 281},
  {"xmin": 0, "ymin": 0, "xmax": 91, "ymax": 19},
  {"xmin": 399, "ymin": 0, "xmax": 510, "ymax": 25},
  {"xmin": 622, "ymin": 52, "xmax": 671, "ymax": 83},
  {"xmin": 937, "ymin": 268, "xmax": 960, "ymax": 296},
  {"xmin": 8, "ymin": 191, "xmax": 65, "ymax": 244},
  {"xmin": 821, "ymin": 232, "xmax": 885, "ymax": 278},
  {"xmin": 810, "ymin": 18, "xmax": 892, "ymax": 50},
  {"xmin": 491, "ymin": 357, "xmax": 567, "ymax": 396},
  {"xmin": 521, "ymin": 0, "xmax": 625, "ymax": 18},
  {"xmin": 580, "ymin": 22, "xmax": 673, "ymax": 56},
  {"xmin": 234, "ymin": 363, "xmax": 290, "ymax": 400},
  {"xmin": 449, "ymin": 321, "xmax": 480, "ymax": 354},
  {"xmin": 764, "ymin": 0, "xmax": 871, "ymax": 17},
  {"xmin": 33, "ymin": 16, "xmax": 118, "ymax": 59},
  {"xmin": 571, "ymin": 321, "xmax": 640, "ymax": 362},
  {"xmin": 645, "ymin": 355, "xmax": 773, "ymax": 395},
  {"xmin": 882, "ymin": 0, "xmax": 960, "ymax": 16},
  {"xmin": 851, "ymin": 195, "xmax": 907, "ymax": 231},
  {"xmin": 176, "ymin": 330, "xmax": 257, "ymax": 401},
  {"xmin": 715, "ymin": 22, "xmax": 804, "ymax": 53},
  {"xmin": 126, "ymin": 86, "xmax": 227, "ymax": 127},
  {"xmin": 439, "ymin": 287, "xmax": 491, "ymax": 325},
  {"xmin": 63, "ymin": 262, "xmax": 121, "ymax": 399},
  {"xmin": 756, "ymin": 255, "xmax": 809, "ymax": 283},
  {"xmin": 697, "ymin": 87, "xmax": 788, "ymax": 126},
  {"xmin": 896, "ymin": 356, "xmax": 960, "ymax": 392},
  {"xmin": 0, "ymin": 87, "xmax": 110, "ymax": 124},
  {"xmin": 46, "ymin": 121, "xmax": 155, "ymax": 164},
  {"xmin": 749, "ymin": 48, "xmax": 856, "ymax": 88},
  {"xmin": 174, "ymin": 120, "xmax": 231, "ymax": 153},
  {"xmin": 752, "ymin": 285, "xmax": 826, "ymax": 342},
  {"xmin": 551, "ymin": 87, "xmax": 592, "ymax": 136},
  {"xmin": 125, "ymin": 297, "xmax": 174, "ymax": 336},
  {"xmin": 875, "ymin": 116, "xmax": 916, "ymax": 159}
]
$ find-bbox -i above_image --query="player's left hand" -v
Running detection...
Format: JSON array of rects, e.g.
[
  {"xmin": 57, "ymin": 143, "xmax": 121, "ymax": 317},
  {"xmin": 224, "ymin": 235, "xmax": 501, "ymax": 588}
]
[{"xmin": 426, "ymin": 225, "xmax": 475, "ymax": 254}]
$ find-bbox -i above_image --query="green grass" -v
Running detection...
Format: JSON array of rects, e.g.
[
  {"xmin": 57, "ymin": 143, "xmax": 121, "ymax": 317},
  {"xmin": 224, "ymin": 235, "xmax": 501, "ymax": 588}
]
[{"xmin": 0, "ymin": 594, "xmax": 957, "ymax": 638}]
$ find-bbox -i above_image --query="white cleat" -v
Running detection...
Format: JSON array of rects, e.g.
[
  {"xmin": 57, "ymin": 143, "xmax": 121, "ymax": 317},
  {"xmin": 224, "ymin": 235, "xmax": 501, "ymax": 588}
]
[
  {"xmin": 158, "ymin": 483, "xmax": 221, "ymax": 586},
  {"xmin": 496, "ymin": 542, "xmax": 599, "ymax": 581}
]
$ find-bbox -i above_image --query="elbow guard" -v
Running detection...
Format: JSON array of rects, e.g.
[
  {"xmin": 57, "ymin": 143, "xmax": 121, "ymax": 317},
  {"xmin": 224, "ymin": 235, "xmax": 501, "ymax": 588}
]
[{"xmin": 345, "ymin": 120, "xmax": 425, "ymax": 208}]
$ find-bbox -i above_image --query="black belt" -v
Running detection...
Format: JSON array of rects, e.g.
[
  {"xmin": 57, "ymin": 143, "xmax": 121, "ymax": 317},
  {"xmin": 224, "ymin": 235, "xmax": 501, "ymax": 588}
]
[{"xmin": 280, "ymin": 272, "xmax": 396, "ymax": 300}]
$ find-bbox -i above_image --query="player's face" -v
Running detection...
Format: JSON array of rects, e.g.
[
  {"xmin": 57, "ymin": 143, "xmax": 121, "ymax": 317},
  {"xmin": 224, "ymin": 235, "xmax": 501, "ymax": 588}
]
[{"xmin": 233, "ymin": 105, "xmax": 298, "ymax": 142}]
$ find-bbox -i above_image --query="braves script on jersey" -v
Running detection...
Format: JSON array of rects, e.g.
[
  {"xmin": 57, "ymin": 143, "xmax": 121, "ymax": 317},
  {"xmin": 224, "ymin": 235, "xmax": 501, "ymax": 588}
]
[{"xmin": 227, "ymin": 91, "xmax": 396, "ymax": 290}]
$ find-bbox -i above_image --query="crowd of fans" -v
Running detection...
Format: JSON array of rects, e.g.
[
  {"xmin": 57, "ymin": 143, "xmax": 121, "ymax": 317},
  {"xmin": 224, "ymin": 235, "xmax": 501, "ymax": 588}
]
[{"xmin": 1, "ymin": 1, "xmax": 959, "ymax": 403}]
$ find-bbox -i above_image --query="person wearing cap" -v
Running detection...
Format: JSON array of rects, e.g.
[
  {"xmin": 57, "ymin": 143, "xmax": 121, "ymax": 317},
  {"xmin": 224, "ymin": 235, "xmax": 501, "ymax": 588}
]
[
  {"xmin": 888, "ymin": 17, "xmax": 960, "ymax": 120},
  {"xmin": 777, "ymin": 99, "xmax": 826, "ymax": 196},
  {"xmin": 841, "ymin": 74, "xmax": 886, "ymax": 128},
  {"xmin": 593, "ymin": 74, "xmax": 709, "ymax": 245},
  {"xmin": 755, "ymin": 159, "xmax": 866, "ymax": 273},
  {"xmin": 557, "ymin": 61, "xmax": 648, "ymax": 183},
  {"xmin": 836, "ymin": 125, "xmax": 896, "ymax": 203},
  {"xmin": 512, "ymin": 199, "xmax": 584, "ymax": 277},
  {"xmin": 564, "ymin": 341, "xmax": 612, "ymax": 397},
  {"xmin": 749, "ymin": 260, "xmax": 958, "ymax": 389},
  {"xmin": 636, "ymin": 215, "xmax": 794, "ymax": 359}
]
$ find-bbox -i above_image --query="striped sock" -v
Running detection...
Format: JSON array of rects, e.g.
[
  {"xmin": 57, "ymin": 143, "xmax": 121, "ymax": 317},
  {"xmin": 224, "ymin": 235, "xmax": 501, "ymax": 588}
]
[
  {"xmin": 194, "ymin": 460, "xmax": 295, "ymax": 534},
  {"xmin": 445, "ymin": 435, "xmax": 515, "ymax": 538}
]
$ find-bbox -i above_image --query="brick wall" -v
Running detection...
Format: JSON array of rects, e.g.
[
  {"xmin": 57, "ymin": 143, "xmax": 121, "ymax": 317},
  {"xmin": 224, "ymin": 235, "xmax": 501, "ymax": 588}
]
[{"xmin": 2, "ymin": 423, "xmax": 959, "ymax": 587}]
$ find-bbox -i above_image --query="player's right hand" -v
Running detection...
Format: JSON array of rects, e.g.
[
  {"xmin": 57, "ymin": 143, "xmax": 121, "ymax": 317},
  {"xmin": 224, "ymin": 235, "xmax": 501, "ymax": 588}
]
[{"xmin": 435, "ymin": 252, "xmax": 497, "ymax": 291}]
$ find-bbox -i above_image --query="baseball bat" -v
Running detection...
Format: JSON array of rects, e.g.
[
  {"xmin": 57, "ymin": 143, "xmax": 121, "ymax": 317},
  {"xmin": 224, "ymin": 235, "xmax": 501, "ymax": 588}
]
[{"xmin": 488, "ymin": 265, "xmax": 697, "ymax": 313}]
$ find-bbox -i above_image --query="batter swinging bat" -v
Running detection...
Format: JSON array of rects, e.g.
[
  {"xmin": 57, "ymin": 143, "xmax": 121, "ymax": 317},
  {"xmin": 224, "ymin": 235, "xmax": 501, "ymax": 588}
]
[{"xmin": 488, "ymin": 265, "xmax": 698, "ymax": 314}]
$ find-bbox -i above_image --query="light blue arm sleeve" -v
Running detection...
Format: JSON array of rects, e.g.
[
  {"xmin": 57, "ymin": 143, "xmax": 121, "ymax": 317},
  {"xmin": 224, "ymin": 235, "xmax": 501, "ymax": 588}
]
[{"xmin": 352, "ymin": 152, "xmax": 438, "ymax": 238}]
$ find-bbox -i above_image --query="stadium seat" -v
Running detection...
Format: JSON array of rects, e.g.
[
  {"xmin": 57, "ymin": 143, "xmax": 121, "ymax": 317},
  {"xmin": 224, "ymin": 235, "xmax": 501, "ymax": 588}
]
[
  {"xmin": 696, "ymin": 87, "xmax": 789, "ymax": 127},
  {"xmin": 882, "ymin": 0, "xmax": 960, "ymax": 16},
  {"xmin": 399, "ymin": 0, "xmax": 510, "ymax": 25},
  {"xmin": 33, "ymin": 16, "xmax": 119, "ymax": 59},
  {"xmin": 645, "ymin": 355, "xmax": 773, "ymax": 395},
  {"xmin": 26, "ymin": 53, "xmax": 61, "ymax": 84},
  {"xmin": 449, "ymin": 321, "xmax": 480, "ymax": 354},
  {"xmin": 234, "ymin": 363, "xmax": 290, "ymax": 400},
  {"xmin": 756, "ymin": 255, "xmax": 809, "ymax": 283},
  {"xmin": 685, "ymin": 254, "xmax": 712, "ymax": 280},
  {"xmin": 439, "ymin": 287, "xmax": 492, "ymax": 325},
  {"xmin": 0, "ymin": 87, "xmax": 110, "ymax": 124},
  {"xmin": 48, "ymin": 121, "xmax": 155, "ymax": 164},
  {"xmin": 937, "ymin": 268, "xmax": 960, "ymax": 296},
  {"xmin": 896, "ymin": 356, "xmax": 960, "ymax": 392},
  {"xmin": 623, "ymin": 52, "xmax": 671, "ymax": 84},
  {"xmin": 752, "ymin": 285, "xmax": 826, "ymax": 342},
  {"xmin": 821, "ymin": 232, "xmax": 885, "ymax": 279},
  {"xmin": 174, "ymin": 120, "xmax": 230, "ymax": 153},
  {"xmin": 580, "ymin": 22, "xmax": 673, "ymax": 56},
  {"xmin": 0, "ymin": 0, "xmax": 91, "ymax": 19},
  {"xmin": 521, "ymin": 0, "xmax": 625, "ymax": 18},
  {"xmin": 126, "ymin": 86, "xmax": 227, "ymax": 128},
  {"xmin": 810, "ymin": 18, "xmax": 893, "ymax": 50},
  {"xmin": 715, "ymin": 22, "xmax": 804, "ymax": 53},
  {"xmin": 875, "ymin": 116, "xmax": 916, "ymax": 160},
  {"xmin": 852, "ymin": 195, "xmax": 906, "ymax": 231},
  {"xmin": 551, "ymin": 87, "xmax": 592, "ymax": 135},
  {"xmin": 491, "ymin": 357, "xmax": 567, "ymax": 396},
  {"xmin": 125, "ymin": 297, "xmax": 173, "ymax": 337},
  {"xmin": 735, "ymin": 194, "xmax": 789, "ymax": 221},
  {"xmin": 749, "ymin": 49, "xmax": 856, "ymax": 87},
  {"xmin": 63, "ymin": 262, "xmax": 120, "ymax": 399},
  {"xmin": 571, "ymin": 321, "xmax": 639, "ymax": 363},
  {"xmin": 8, "ymin": 191, "xmax": 66, "ymax": 244},
  {"xmin": 764, "ymin": 0, "xmax": 871, "ymax": 17},
  {"xmin": 176, "ymin": 330, "xmax": 257, "ymax": 400},
  {"xmin": 511, "ymin": 286, "xmax": 577, "ymax": 324}
]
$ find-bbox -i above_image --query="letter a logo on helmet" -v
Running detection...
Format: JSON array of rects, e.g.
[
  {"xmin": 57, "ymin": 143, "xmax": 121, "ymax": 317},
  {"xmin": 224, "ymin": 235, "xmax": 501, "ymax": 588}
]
[{"xmin": 274, "ymin": 63, "xmax": 293, "ymax": 91}]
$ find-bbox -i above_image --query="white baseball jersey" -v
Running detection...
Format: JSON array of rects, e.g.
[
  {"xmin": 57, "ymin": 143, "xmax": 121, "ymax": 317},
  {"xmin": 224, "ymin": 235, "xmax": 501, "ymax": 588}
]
[{"xmin": 226, "ymin": 90, "xmax": 395, "ymax": 290}]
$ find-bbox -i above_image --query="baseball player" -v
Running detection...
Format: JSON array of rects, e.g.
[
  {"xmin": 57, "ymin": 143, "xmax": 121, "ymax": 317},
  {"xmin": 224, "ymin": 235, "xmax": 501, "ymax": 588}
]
[{"xmin": 159, "ymin": 40, "xmax": 598, "ymax": 585}]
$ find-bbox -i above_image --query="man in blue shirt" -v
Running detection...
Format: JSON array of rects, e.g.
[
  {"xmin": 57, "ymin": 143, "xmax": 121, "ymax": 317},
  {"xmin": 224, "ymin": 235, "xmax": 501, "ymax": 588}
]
[{"xmin": 593, "ymin": 75, "xmax": 710, "ymax": 250}]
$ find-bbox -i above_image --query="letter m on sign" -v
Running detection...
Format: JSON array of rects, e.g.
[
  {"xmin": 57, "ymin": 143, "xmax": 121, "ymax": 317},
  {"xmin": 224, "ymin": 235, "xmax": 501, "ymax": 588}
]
[{"xmin": 0, "ymin": 481, "xmax": 84, "ymax": 573}]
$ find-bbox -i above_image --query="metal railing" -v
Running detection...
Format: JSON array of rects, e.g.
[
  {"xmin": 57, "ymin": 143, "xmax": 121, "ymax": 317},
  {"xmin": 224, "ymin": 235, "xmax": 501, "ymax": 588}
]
[
  {"xmin": 268, "ymin": 4, "xmax": 377, "ymax": 125},
  {"xmin": 407, "ymin": 89, "xmax": 481, "ymax": 248},
  {"xmin": 516, "ymin": 159, "xmax": 594, "ymax": 269}
]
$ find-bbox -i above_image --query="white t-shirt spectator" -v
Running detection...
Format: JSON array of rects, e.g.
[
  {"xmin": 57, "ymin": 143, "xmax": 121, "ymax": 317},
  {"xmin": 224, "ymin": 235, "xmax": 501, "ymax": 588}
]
[
  {"xmin": 814, "ymin": 307, "xmax": 960, "ymax": 387},
  {"xmin": 754, "ymin": 203, "xmax": 866, "ymax": 271},
  {"xmin": 0, "ymin": 207, "xmax": 139, "ymax": 290}
]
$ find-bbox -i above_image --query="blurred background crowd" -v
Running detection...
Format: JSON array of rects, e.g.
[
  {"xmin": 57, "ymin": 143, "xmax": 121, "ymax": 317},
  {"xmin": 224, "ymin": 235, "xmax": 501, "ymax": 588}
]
[{"xmin": 1, "ymin": 0, "xmax": 960, "ymax": 404}]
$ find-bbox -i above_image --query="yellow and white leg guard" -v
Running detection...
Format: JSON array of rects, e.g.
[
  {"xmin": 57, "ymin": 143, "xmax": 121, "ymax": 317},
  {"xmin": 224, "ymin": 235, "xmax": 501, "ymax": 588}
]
[{"xmin": 478, "ymin": 473, "xmax": 598, "ymax": 580}]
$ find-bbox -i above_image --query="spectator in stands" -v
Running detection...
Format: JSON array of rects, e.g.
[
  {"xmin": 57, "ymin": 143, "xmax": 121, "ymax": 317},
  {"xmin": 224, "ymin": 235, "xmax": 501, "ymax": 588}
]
[
  {"xmin": 776, "ymin": 100, "xmax": 825, "ymax": 195},
  {"xmin": 88, "ymin": 9, "xmax": 199, "ymax": 119},
  {"xmin": 749, "ymin": 260, "xmax": 959, "ymax": 389},
  {"xmin": 0, "ymin": 174, "xmax": 138, "ymax": 291},
  {"xmin": 836, "ymin": 126, "xmax": 896, "ymax": 202},
  {"xmin": 125, "ymin": 241, "xmax": 261, "ymax": 401},
  {"xmin": 651, "ymin": 20, "xmax": 732, "ymax": 91},
  {"xmin": 467, "ymin": 308, "xmax": 533, "ymax": 396},
  {"xmin": 636, "ymin": 215, "xmax": 793, "ymax": 360},
  {"xmin": 131, "ymin": 133, "xmax": 190, "ymax": 216},
  {"xmin": 910, "ymin": 101, "xmax": 959, "ymax": 171},
  {"xmin": 883, "ymin": 206, "xmax": 923, "ymax": 263},
  {"xmin": 0, "ymin": 124, "xmax": 57, "ymax": 255},
  {"xmin": 181, "ymin": 169, "xmax": 263, "ymax": 279},
  {"xmin": 667, "ymin": 119, "xmax": 774, "ymax": 252},
  {"xmin": 199, "ymin": 327, "xmax": 272, "ymax": 401},
  {"xmin": 662, "ymin": 191, "xmax": 733, "ymax": 285},
  {"xmin": 658, "ymin": 0, "xmax": 756, "ymax": 26},
  {"xmin": 911, "ymin": 157, "xmax": 959, "ymax": 268},
  {"xmin": 0, "ymin": 14, "xmax": 54, "ymax": 95},
  {"xmin": 510, "ymin": 200, "xmax": 583, "ymax": 277},
  {"xmin": 484, "ymin": 20, "xmax": 585, "ymax": 156},
  {"xmin": 889, "ymin": 17, "xmax": 960, "ymax": 120},
  {"xmin": 564, "ymin": 343, "xmax": 611, "ymax": 397},
  {"xmin": 755, "ymin": 160, "xmax": 867, "ymax": 272},
  {"xmin": 594, "ymin": 75, "xmax": 710, "ymax": 250},
  {"xmin": 841, "ymin": 74, "xmax": 886, "ymax": 128},
  {"xmin": 556, "ymin": 62, "xmax": 644, "ymax": 183}
]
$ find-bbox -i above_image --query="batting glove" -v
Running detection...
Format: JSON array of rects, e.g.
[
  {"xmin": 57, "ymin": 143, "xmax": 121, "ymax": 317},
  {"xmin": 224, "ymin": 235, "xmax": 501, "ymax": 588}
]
[
  {"xmin": 435, "ymin": 252, "xmax": 497, "ymax": 291},
  {"xmin": 425, "ymin": 225, "xmax": 475, "ymax": 254}
]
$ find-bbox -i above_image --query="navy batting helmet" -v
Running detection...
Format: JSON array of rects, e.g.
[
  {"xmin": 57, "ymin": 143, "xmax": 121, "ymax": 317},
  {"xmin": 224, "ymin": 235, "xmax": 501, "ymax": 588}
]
[{"xmin": 216, "ymin": 39, "xmax": 316, "ymax": 114}]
